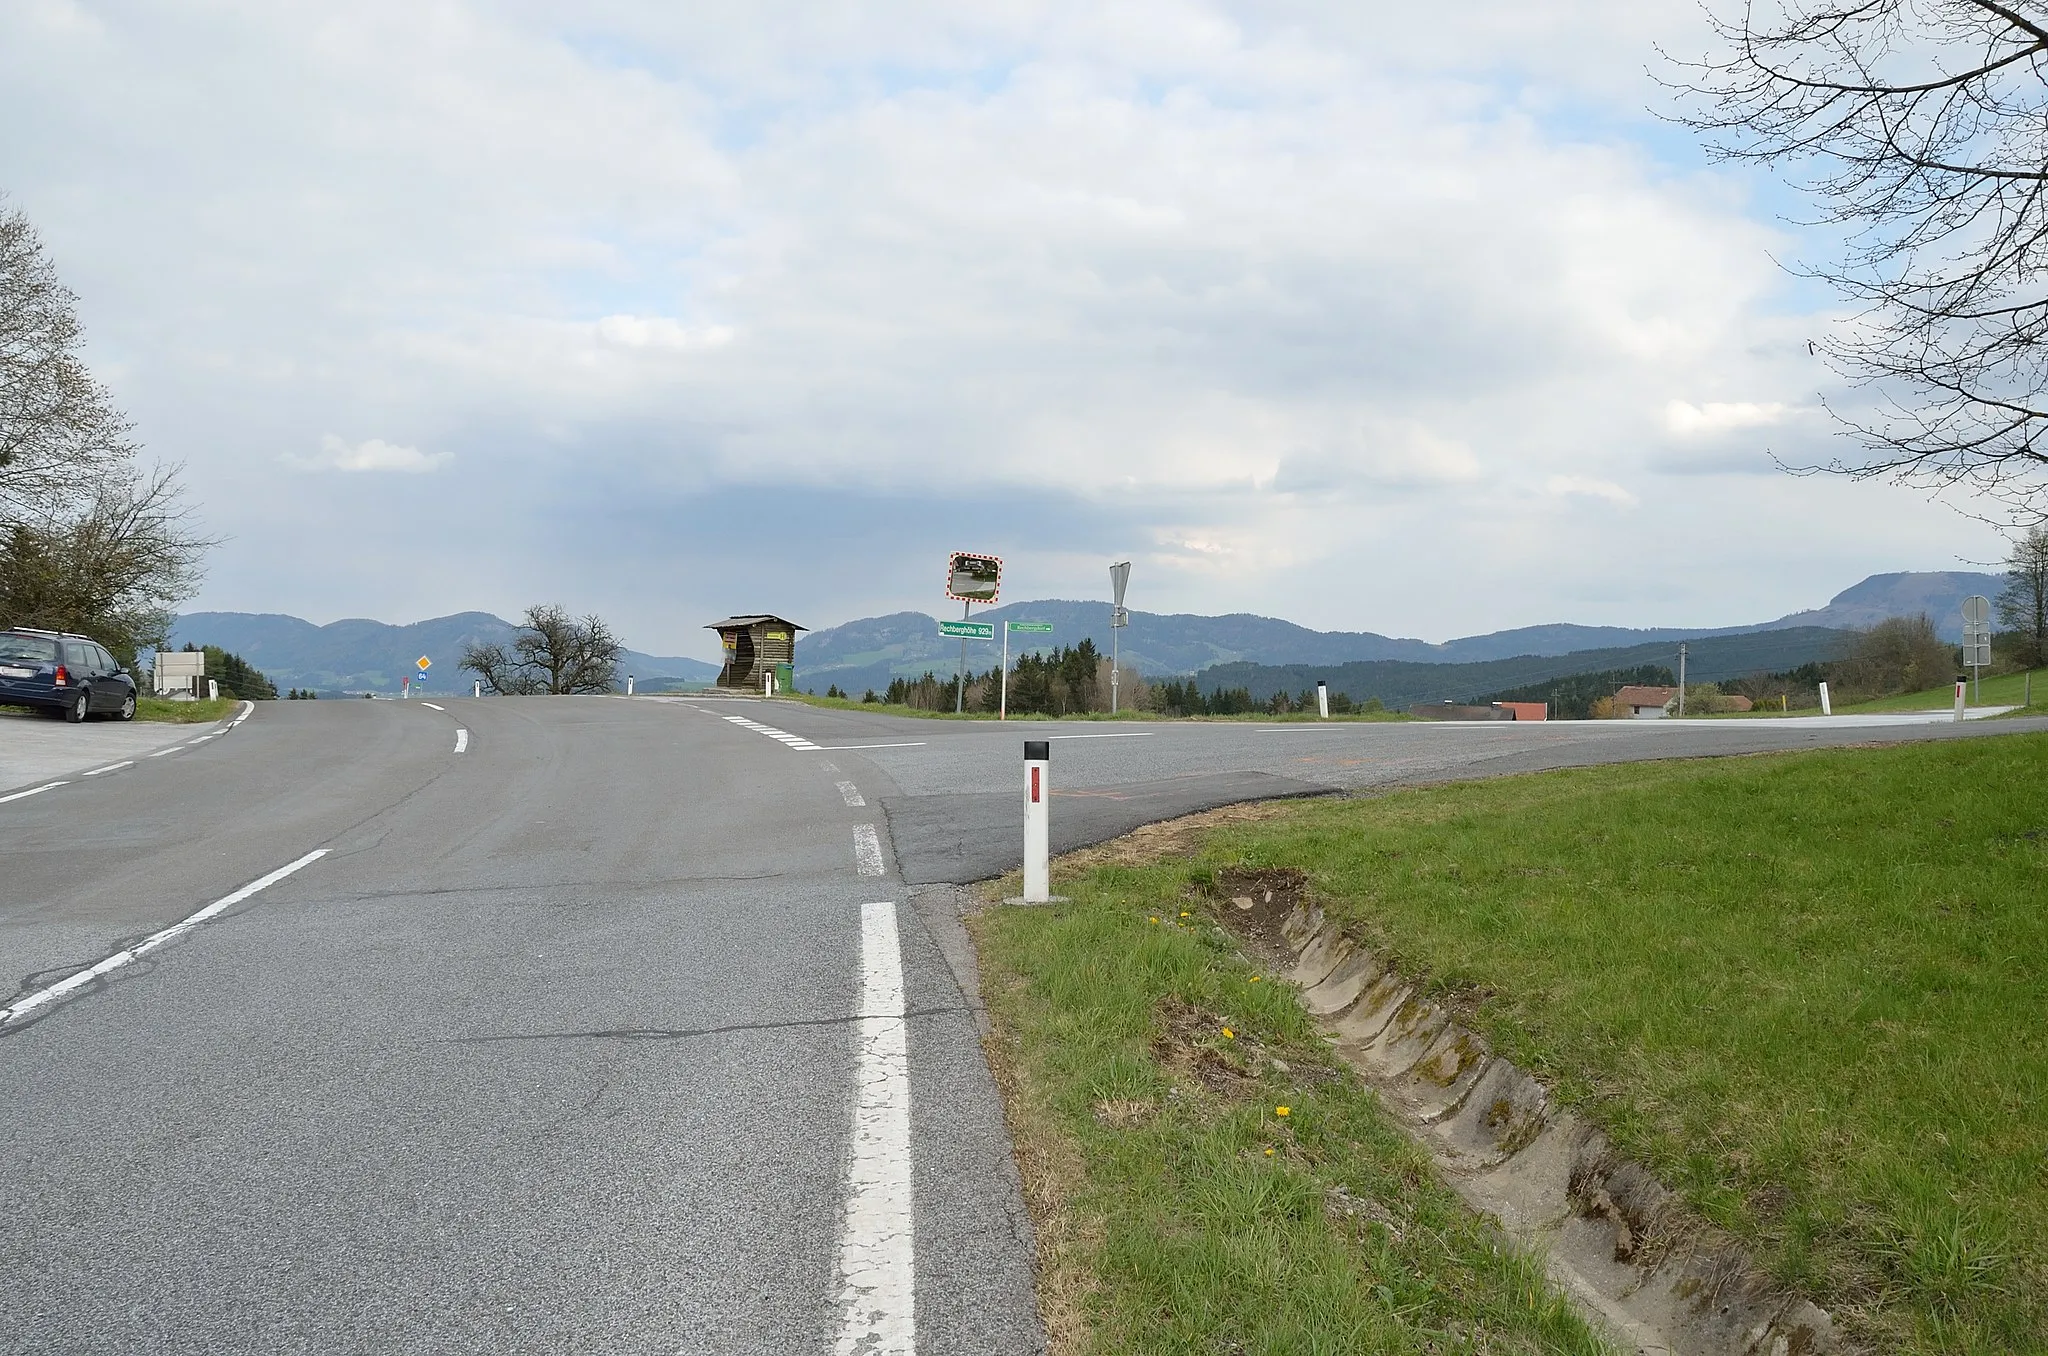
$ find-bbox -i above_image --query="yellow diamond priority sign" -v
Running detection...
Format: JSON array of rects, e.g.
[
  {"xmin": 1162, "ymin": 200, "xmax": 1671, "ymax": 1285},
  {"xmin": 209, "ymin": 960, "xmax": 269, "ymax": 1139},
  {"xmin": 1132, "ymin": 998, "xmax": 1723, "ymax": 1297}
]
[{"xmin": 416, "ymin": 655, "xmax": 432, "ymax": 671}]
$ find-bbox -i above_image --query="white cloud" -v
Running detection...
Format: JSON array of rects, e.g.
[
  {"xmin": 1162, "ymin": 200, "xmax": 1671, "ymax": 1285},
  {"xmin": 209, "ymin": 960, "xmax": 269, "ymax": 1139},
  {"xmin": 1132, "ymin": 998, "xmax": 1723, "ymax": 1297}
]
[
  {"xmin": 1545, "ymin": 475, "xmax": 1640, "ymax": 509},
  {"xmin": 1664, "ymin": 399, "xmax": 1791, "ymax": 437},
  {"xmin": 287, "ymin": 436, "xmax": 453, "ymax": 474},
  {"xmin": 0, "ymin": 1, "xmax": 2001, "ymax": 644}
]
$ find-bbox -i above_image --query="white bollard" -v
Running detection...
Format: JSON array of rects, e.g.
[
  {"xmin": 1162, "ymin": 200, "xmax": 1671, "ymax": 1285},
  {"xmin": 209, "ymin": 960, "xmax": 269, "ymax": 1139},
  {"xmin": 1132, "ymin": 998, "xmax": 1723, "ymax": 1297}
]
[
  {"xmin": 1316, "ymin": 681, "xmax": 1329, "ymax": 719},
  {"xmin": 627, "ymin": 674, "xmax": 635, "ymax": 696},
  {"xmin": 474, "ymin": 679, "xmax": 482, "ymax": 698},
  {"xmin": 208, "ymin": 678, "xmax": 219, "ymax": 701},
  {"xmin": 1818, "ymin": 681, "xmax": 1831, "ymax": 716},
  {"xmin": 1023, "ymin": 739, "xmax": 1050, "ymax": 904},
  {"xmin": 1954, "ymin": 679, "xmax": 1967, "ymax": 722}
]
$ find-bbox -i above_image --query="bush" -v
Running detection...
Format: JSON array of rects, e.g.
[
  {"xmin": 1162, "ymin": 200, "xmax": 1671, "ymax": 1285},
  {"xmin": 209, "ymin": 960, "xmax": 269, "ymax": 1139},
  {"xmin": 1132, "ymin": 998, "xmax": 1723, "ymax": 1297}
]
[{"xmin": 1835, "ymin": 615, "xmax": 1955, "ymax": 700}]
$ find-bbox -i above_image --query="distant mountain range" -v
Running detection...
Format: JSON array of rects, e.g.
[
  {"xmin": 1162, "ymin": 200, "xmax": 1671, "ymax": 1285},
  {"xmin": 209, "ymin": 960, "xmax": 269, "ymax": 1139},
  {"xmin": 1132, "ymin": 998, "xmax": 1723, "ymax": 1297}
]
[
  {"xmin": 788, "ymin": 570, "xmax": 2004, "ymax": 698},
  {"xmin": 169, "ymin": 569, "xmax": 2003, "ymax": 697},
  {"xmin": 168, "ymin": 612, "xmax": 717, "ymax": 694}
]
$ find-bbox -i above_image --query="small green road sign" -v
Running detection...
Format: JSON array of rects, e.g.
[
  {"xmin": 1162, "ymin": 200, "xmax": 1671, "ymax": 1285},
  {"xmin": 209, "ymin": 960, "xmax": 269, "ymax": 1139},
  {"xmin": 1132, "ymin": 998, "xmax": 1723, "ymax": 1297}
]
[
  {"xmin": 1007, "ymin": 621, "xmax": 1054, "ymax": 633},
  {"xmin": 939, "ymin": 620, "xmax": 995, "ymax": 640}
]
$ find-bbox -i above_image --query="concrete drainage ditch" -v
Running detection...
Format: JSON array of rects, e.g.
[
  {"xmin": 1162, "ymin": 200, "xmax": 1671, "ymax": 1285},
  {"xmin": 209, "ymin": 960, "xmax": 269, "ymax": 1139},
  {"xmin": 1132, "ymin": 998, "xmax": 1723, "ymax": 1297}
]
[{"xmin": 1218, "ymin": 872, "xmax": 1837, "ymax": 1356}]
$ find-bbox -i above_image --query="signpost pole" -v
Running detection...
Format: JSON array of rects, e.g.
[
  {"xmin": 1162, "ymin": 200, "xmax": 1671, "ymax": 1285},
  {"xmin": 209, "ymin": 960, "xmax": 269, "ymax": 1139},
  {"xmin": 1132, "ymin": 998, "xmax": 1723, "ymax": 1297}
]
[
  {"xmin": 957, "ymin": 601, "xmax": 970, "ymax": 714},
  {"xmin": 1000, "ymin": 622, "xmax": 1010, "ymax": 721},
  {"xmin": 1108, "ymin": 561, "xmax": 1131, "ymax": 715}
]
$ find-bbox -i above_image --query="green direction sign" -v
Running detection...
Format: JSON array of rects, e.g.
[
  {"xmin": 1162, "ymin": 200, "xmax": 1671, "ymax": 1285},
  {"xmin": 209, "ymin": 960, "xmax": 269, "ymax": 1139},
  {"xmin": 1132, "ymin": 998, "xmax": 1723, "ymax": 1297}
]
[
  {"xmin": 1008, "ymin": 621, "xmax": 1054, "ymax": 633},
  {"xmin": 939, "ymin": 620, "xmax": 995, "ymax": 640}
]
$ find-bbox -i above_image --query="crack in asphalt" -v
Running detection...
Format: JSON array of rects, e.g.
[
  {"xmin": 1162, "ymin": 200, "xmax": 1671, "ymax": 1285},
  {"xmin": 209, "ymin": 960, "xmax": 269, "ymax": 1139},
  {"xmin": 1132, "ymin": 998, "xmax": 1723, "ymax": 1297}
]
[{"xmin": 445, "ymin": 1004, "xmax": 974, "ymax": 1046}]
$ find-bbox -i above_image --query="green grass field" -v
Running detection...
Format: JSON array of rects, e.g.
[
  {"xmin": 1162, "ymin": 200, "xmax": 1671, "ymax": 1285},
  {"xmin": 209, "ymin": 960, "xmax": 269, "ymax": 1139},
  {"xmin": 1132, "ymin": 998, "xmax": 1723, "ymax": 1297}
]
[
  {"xmin": 973, "ymin": 888, "xmax": 1610, "ymax": 1355},
  {"xmin": 1839, "ymin": 667, "xmax": 2042, "ymax": 713},
  {"xmin": 1087, "ymin": 735, "xmax": 2044, "ymax": 1353}
]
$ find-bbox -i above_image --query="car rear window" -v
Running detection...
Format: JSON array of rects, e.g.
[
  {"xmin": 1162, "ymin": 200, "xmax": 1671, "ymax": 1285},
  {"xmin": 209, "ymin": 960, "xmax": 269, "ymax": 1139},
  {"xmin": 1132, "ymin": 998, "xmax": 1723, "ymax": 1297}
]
[{"xmin": 0, "ymin": 634, "xmax": 58, "ymax": 664}]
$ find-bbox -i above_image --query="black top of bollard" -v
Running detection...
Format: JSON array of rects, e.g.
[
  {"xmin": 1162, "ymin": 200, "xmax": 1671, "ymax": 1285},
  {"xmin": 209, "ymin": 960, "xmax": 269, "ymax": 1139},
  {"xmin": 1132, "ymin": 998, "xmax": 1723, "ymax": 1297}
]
[{"xmin": 1024, "ymin": 740, "xmax": 1050, "ymax": 761}]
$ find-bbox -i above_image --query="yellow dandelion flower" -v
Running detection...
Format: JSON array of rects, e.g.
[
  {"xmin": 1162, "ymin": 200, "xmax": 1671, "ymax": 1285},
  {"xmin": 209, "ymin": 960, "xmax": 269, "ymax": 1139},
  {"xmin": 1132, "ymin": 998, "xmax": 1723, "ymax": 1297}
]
[
  {"xmin": 1148, "ymin": 916, "xmax": 1159, "ymax": 924},
  {"xmin": 1249, "ymin": 976, "xmax": 1261, "ymax": 983},
  {"xmin": 1264, "ymin": 1147, "xmax": 1275, "ymax": 1156},
  {"xmin": 1222, "ymin": 1027, "xmax": 1235, "ymax": 1039},
  {"xmin": 1179, "ymin": 911, "xmax": 1190, "ymax": 917},
  {"xmin": 1275, "ymin": 1105, "xmax": 1291, "ymax": 1117}
]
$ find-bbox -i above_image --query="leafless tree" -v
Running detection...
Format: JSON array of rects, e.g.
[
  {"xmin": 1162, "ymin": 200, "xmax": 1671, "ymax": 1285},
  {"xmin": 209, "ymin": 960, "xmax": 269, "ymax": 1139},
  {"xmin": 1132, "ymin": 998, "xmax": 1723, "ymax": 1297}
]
[
  {"xmin": 0, "ymin": 196, "xmax": 134, "ymax": 522},
  {"xmin": 0, "ymin": 465, "xmax": 213, "ymax": 663},
  {"xmin": 1672, "ymin": 2, "xmax": 2048, "ymax": 519},
  {"xmin": 1996, "ymin": 522, "xmax": 2048, "ymax": 659},
  {"xmin": 461, "ymin": 605, "xmax": 623, "ymax": 694}
]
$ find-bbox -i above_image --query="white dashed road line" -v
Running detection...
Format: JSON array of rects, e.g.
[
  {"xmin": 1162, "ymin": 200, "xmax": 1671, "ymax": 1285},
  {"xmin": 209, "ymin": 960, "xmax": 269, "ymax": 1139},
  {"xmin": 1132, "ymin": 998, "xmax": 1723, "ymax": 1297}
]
[
  {"xmin": 722, "ymin": 713, "xmax": 820, "ymax": 751},
  {"xmin": 454, "ymin": 728, "xmax": 468, "ymax": 754},
  {"xmin": 853, "ymin": 824, "xmax": 886, "ymax": 877},
  {"xmin": 0, "ymin": 781, "xmax": 66, "ymax": 805},
  {"xmin": 421, "ymin": 702, "xmax": 445, "ymax": 711},
  {"xmin": 149, "ymin": 746, "xmax": 181, "ymax": 757},
  {"xmin": 832, "ymin": 900, "xmax": 915, "ymax": 1355},
  {"xmin": 0, "ymin": 848, "xmax": 329, "ymax": 1029},
  {"xmin": 81, "ymin": 762, "xmax": 133, "ymax": 777},
  {"xmin": 837, "ymin": 780, "xmax": 866, "ymax": 807}
]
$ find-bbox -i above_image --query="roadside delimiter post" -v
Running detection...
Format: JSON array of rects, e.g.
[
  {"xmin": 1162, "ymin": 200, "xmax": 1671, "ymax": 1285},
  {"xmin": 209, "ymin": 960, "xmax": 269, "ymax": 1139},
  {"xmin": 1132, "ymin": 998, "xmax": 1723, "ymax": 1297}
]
[
  {"xmin": 1818, "ymin": 681, "xmax": 1832, "ymax": 716},
  {"xmin": 1023, "ymin": 740, "xmax": 1050, "ymax": 904},
  {"xmin": 1954, "ymin": 679, "xmax": 1967, "ymax": 722},
  {"xmin": 1316, "ymin": 681, "xmax": 1329, "ymax": 719}
]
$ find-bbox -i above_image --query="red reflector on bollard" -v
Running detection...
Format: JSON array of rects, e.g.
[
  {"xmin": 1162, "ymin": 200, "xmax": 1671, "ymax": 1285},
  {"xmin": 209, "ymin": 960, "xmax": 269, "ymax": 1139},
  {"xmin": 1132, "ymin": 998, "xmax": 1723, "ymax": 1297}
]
[{"xmin": 1031, "ymin": 767, "xmax": 1040, "ymax": 803}]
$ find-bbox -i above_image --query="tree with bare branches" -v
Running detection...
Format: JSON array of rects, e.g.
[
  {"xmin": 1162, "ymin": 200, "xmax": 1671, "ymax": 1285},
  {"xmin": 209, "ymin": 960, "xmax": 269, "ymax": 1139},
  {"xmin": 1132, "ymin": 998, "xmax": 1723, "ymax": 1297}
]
[
  {"xmin": 1673, "ymin": 2, "xmax": 2048, "ymax": 518},
  {"xmin": 461, "ymin": 605, "xmax": 622, "ymax": 695},
  {"xmin": 1, "ymin": 194, "xmax": 212, "ymax": 659}
]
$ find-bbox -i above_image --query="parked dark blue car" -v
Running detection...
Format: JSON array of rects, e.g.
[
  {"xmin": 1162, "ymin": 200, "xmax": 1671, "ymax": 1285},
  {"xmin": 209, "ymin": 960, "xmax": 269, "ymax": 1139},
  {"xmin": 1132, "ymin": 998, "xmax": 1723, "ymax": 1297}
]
[{"xmin": 0, "ymin": 628, "xmax": 138, "ymax": 723}]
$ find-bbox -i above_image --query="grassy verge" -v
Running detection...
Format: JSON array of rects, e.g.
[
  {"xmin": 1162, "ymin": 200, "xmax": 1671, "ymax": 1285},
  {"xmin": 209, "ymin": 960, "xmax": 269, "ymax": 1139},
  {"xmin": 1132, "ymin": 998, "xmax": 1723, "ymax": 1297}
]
[
  {"xmin": 973, "ymin": 882, "xmax": 1611, "ymax": 1354},
  {"xmin": 789, "ymin": 692, "xmax": 1410, "ymax": 722},
  {"xmin": 1069, "ymin": 736, "xmax": 2043, "ymax": 1353},
  {"xmin": 135, "ymin": 695, "xmax": 240, "ymax": 722},
  {"xmin": 1841, "ymin": 668, "xmax": 2040, "ymax": 712}
]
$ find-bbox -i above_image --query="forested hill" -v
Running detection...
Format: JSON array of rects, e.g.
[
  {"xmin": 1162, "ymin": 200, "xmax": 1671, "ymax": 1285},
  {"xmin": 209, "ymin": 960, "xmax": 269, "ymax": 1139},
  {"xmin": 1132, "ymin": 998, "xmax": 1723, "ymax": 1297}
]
[{"xmin": 1189, "ymin": 627, "xmax": 1855, "ymax": 711}]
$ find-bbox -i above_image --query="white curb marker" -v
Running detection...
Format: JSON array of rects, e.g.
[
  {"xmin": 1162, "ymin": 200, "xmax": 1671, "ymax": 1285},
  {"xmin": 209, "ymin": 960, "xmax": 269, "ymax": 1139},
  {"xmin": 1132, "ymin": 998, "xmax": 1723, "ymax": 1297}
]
[
  {"xmin": 454, "ymin": 728, "xmax": 468, "ymax": 754},
  {"xmin": 0, "ymin": 848, "xmax": 329, "ymax": 1027},
  {"xmin": 0, "ymin": 781, "xmax": 66, "ymax": 805},
  {"xmin": 833, "ymin": 900, "xmax": 915, "ymax": 1355},
  {"xmin": 853, "ymin": 824, "xmax": 886, "ymax": 876},
  {"xmin": 82, "ymin": 761, "xmax": 133, "ymax": 777},
  {"xmin": 837, "ymin": 780, "xmax": 866, "ymax": 807}
]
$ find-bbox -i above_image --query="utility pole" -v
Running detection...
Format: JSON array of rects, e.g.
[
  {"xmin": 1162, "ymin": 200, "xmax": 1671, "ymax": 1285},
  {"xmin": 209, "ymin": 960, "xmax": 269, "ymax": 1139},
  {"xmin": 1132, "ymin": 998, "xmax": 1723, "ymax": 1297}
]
[
  {"xmin": 1109, "ymin": 560, "xmax": 1131, "ymax": 714},
  {"xmin": 1677, "ymin": 643, "xmax": 1687, "ymax": 717}
]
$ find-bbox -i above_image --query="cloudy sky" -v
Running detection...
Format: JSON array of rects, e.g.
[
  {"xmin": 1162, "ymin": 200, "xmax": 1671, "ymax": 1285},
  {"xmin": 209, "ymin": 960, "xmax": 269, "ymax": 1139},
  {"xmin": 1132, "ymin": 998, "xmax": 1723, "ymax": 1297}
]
[{"xmin": 0, "ymin": 1, "xmax": 2007, "ymax": 660}]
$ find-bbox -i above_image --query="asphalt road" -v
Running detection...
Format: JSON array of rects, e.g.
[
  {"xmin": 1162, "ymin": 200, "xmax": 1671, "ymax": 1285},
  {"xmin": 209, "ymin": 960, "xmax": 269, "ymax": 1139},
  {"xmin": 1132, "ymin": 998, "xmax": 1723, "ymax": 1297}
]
[{"xmin": 4, "ymin": 694, "xmax": 2043, "ymax": 1353}]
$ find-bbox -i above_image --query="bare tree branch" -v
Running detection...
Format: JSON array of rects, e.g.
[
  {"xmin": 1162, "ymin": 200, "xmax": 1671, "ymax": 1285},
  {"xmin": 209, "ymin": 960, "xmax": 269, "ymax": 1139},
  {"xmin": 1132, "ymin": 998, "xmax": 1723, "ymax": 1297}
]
[{"xmin": 1671, "ymin": 1, "xmax": 2048, "ymax": 519}]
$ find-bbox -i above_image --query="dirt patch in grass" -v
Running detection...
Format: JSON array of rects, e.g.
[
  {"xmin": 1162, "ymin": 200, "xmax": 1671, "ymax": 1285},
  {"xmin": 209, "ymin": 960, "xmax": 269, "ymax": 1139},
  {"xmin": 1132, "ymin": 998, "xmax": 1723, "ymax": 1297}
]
[{"xmin": 1207, "ymin": 865, "xmax": 1308, "ymax": 962}]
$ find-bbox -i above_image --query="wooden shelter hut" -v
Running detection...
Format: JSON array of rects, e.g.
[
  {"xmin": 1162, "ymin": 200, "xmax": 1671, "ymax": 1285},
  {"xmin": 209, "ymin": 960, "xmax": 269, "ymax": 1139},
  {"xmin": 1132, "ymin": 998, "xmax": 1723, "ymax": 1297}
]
[{"xmin": 707, "ymin": 615, "xmax": 806, "ymax": 691}]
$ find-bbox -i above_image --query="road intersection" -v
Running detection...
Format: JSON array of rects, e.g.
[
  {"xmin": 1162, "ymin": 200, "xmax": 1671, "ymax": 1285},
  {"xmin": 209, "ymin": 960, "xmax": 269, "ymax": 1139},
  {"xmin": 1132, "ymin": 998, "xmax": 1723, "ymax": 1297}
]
[{"xmin": 3, "ymin": 696, "xmax": 2042, "ymax": 1352}]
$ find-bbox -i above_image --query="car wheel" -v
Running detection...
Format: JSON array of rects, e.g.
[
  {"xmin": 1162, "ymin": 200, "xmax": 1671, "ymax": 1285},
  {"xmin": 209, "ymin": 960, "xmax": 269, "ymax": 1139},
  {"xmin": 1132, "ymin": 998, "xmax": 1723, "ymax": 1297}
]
[
  {"xmin": 118, "ymin": 690, "xmax": 137, "ymax": 721},
  {"xmin": 64, "ymin": 689, "xmax": 90, "ymax": 723}
]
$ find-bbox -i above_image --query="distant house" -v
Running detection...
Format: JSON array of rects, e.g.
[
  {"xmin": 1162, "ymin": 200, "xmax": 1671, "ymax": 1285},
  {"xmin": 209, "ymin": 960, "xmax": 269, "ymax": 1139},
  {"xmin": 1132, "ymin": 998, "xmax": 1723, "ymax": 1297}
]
[
  {"xmin": 1614, "ymin": 685, "xmax": 1679, "ymax": 719},
  {"xmin": 707, "ymin": 615, "xmax": 806, "ymax": 691}
]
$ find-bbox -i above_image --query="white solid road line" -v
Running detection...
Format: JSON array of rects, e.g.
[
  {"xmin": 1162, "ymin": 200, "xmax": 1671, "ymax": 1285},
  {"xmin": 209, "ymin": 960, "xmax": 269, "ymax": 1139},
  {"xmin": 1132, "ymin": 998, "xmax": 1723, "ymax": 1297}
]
[
  {"xmin": 832, "ymin": 900, "xmax": 916, "ymax": 1355},
  {"xmin": 816, "ymin": 742, "xmax": 927, "ymax": 751},
  {"xmin": 853, "ymin": 824, "xmax": 886, "ymax": 876},
  {"xmin": 0, "ymin": 848, "xmax": 329, "ymax": 1028},
  {"xmin": 0, "ymin": 781, "xmax": 66, "ymax": 805},
  {"xmin": 1046, "ymin": 731, "xmax": 1153, "ymax": 740},
  {"xmin": 837, "ymin": 780, "xmax": 866, "ymax": 807},
  {"xmin": 454, "ymin": 728, "xmax": 468, "ymax": 754},
  {"xmin": 227, "ymin": 700, "xmax": 254, "ymax": 729},
  {"xmin": 421, "ymin": 702, "xmax": 445, "ymax": 711},
  {"xmin": 81, "ymin": 761, "xmax": 134, "ymax": 776}
]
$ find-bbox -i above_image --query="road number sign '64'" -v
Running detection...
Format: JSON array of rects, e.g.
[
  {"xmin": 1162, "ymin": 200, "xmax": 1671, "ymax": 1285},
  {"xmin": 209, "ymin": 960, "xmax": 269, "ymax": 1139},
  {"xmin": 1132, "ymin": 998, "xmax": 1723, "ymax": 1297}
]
[{"xmin": 946, "ymin": 552, "xmax": 1001, "ymax": 604}]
